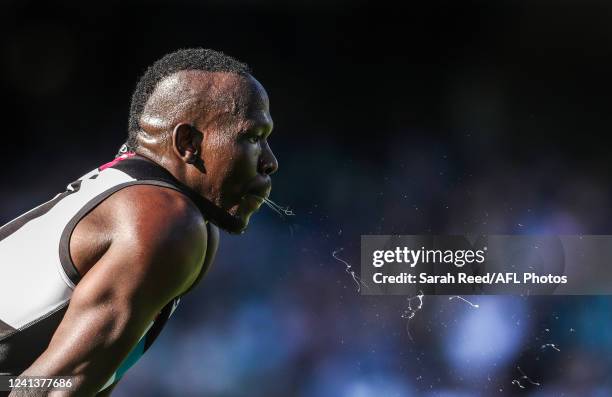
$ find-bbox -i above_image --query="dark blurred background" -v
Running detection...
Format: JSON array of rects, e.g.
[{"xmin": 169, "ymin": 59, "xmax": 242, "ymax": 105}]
[{"xmin": 2, "ymin": 1, "xmax": 612, "ymax": 396}]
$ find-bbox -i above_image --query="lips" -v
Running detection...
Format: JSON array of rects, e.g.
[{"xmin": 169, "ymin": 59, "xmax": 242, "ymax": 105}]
[
  {"xmin": 240, "ymin": 193, "xmax": 265, "ymax": 212},
  {"xmin": 245, "ymin": 193, "xmax": 265, "ymax": 204},
  {"xmin": 237, "ymin": 178, "xmax": 271, "ymax": 213},
  {"xmin": 246, "ymin": 182, "xmax": 271, "ymax": 202}
]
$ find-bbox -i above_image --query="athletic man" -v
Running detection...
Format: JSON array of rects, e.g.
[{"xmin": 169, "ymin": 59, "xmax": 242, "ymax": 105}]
[{"xmin": 0, "ymin": 48, "xmax": 278, "ymax": 396}]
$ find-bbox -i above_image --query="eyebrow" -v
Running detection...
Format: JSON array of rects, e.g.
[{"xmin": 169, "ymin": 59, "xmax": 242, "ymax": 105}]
[{"xmin": 241, "ymin": 120, "xmax": 274, "ymax": 136}]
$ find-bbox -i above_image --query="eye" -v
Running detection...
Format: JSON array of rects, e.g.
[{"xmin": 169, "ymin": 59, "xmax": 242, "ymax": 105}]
[{"xmin": 247, "ymin": 134, "xmax": 261, "ymax": 144}]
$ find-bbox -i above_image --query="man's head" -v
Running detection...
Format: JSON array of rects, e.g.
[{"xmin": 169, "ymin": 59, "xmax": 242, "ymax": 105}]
[{"xmin": 127, "ymin": 48, "xmax": 278, "ymax": 234}]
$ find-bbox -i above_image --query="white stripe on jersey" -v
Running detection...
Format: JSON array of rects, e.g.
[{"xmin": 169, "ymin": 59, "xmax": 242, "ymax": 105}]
[{"xmin": 0, "ymin": 167, "xmax": 135, "ymax": 329}]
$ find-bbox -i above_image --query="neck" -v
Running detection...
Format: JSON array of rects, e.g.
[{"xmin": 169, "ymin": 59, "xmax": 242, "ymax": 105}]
[
  {"xmin": 134, "ymin": 145, "xmax": 189, "ymax": 188},
  {"xmin": 127, "ymin": 150, "xmax": 244, "ymax": 234}
]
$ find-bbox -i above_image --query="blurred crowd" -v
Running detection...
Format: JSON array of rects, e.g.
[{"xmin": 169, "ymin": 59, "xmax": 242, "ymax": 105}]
[{"xmin": 2, "ymin": 1, "xmax": 612, "ymax": 395}]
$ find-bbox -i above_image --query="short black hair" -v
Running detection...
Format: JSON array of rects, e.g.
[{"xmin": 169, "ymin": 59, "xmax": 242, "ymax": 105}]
[{"xmin": 126, "ymin": 48, "xmax": 251, "ymax": 149}]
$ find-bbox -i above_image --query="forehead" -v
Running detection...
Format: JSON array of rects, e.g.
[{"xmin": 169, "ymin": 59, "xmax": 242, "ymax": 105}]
[
  {"xmin": 147, "ymin": 70, "xmax": 272, "ymax": 133},
  {"xmin": 173, "ymin": 70, "xmax": 271, "ymax": 128}
]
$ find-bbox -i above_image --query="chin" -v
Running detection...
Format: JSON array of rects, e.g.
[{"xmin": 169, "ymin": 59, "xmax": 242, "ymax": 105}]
[
  {"xmin": 202, "ymin": 199, "xmax": 254, "ymax": 234},
  {"xmin": 221, "ymin": 212, "xmax": 252, "ymax": 235}
]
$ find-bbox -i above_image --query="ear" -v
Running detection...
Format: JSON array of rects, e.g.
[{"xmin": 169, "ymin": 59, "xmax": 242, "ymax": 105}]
[{"xmin": 172, "ymin": 123, "xmax": 203, "ymax": 164}]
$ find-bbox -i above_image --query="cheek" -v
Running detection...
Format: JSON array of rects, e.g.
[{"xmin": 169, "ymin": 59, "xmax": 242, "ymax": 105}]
[
  {"xmin": 228, "ymin": 145, "xmax": 259, "ymax": 178},
  {"xmin": 206, "ymin": 143, "xmax": 258, "ymax": 197},
  {"xmin": 203, "ymin": 136, "xmax": 236, "ymax": 176}
]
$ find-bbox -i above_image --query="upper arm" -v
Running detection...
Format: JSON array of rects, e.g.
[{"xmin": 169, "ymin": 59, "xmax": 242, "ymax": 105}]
[{"xmin": 18, "ymin": 186, "xmax": 207, "ymax": 395}]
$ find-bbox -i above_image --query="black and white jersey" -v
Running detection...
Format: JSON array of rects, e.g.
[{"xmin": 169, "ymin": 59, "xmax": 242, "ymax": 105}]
[{"xmin": 0, "ymin": 152, "xmax": 219, "ymax": 391}]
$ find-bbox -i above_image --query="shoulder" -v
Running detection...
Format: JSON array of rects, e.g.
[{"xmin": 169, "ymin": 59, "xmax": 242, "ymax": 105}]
[
  {"xmin": 78, "ymin": 184, "xmax": 208, "ymax": 295},
  {"xmin": 107, "ymin": 184, "xmax": 206, "ymax": 234},
  {"xmin": 111, "ymin": 184, "xmax": 207, "ymax": 268}
]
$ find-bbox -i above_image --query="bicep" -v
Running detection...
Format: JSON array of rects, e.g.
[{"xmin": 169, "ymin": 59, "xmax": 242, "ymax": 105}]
[
  {"xmin": 20, "ymin": 245, "xmax": 177, "ymax": 394},
  {"xmin": 19, "ymin": 194, "xmax": 207, "ymax": 395}
]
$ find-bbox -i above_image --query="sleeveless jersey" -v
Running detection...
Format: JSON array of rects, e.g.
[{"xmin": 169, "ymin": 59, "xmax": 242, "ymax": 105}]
[{"xmin": 0, "ymin": 153, "xmax": 219, "ymax": 391}]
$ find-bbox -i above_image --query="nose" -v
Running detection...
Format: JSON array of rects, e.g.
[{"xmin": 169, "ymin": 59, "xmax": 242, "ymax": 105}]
[{"xmin": 259, "ymin": 141, "xmax": 279, "ymax": 176}]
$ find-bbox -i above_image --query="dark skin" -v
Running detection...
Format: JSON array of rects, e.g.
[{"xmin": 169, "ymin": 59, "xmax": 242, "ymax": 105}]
[{"xmin": 10, "ymin": 71, "xmax": 277, "ymax": 396}]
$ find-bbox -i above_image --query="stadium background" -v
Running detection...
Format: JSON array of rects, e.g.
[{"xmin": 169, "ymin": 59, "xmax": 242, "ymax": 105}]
[{"xmin": 2, "ymin": 0, "xmax": 612, "ymax": 395}]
